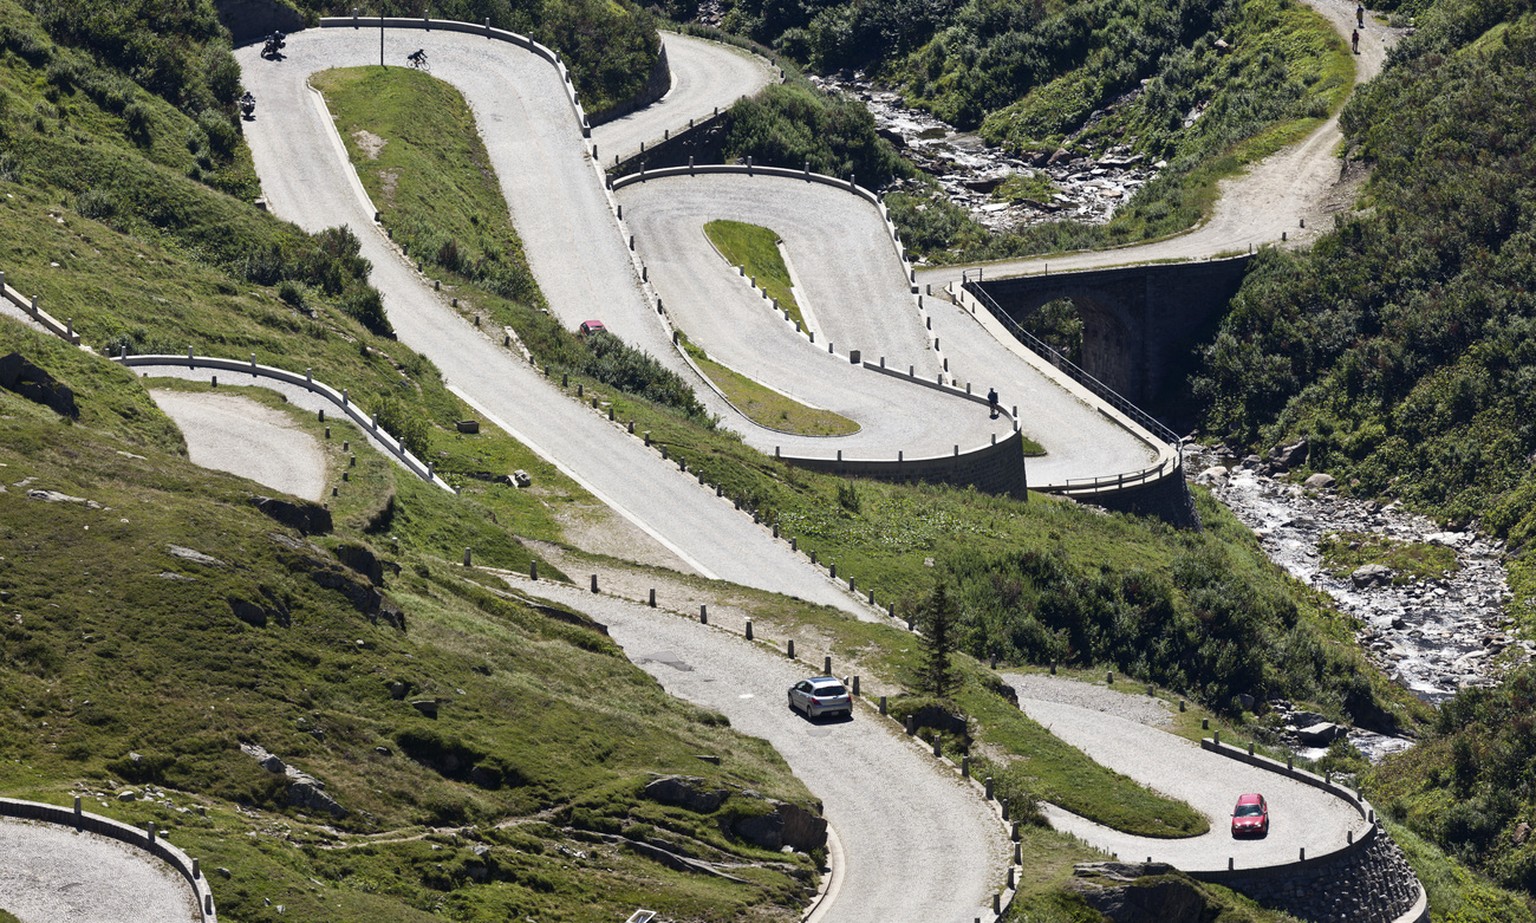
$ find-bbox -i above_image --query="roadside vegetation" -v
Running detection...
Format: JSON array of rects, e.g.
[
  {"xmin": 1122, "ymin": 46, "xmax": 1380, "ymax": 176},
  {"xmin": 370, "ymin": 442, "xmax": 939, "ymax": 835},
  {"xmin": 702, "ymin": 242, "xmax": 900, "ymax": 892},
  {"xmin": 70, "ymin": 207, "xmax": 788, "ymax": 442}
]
[
  {"xmin": 284, "ymin": 0, "xmax": 661, "ymax": 117},
  {"xmin": 690, "ymin": 0, "xmax": 1351, "ymax": 264}
]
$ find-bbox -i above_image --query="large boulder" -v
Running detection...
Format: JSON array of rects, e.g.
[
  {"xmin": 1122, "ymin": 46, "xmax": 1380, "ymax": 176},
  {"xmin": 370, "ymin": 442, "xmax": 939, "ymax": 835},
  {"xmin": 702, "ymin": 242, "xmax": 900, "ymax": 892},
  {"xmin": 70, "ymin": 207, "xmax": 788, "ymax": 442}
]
[
  {"xmin": 0, "ymin": 352, "xmax": 77, "ymax": 418},
  {"xmin": 1351, "ymin": 563, "xmax": 1395, "ymax": 589},
  {"xmin": 251, "ymin": 495, "xmax": 332, "ymax": 535},
  {"xmin": 1069, "ymin": 865, "xmax": 1207, "ymax": 923},
  {"xmin": 1296, "ymin": 721, "xmax": 1346, "ymax": 746},
  {"xmin": 1269, "ymin": 439, "xmax": 1308, "ymax": 471},
  {"xmin": 1303, "ymin": 472, "xmax": 1337, "ymax": 490},
  {"xmin": 643, "ymin": 775, "xmax": 728, "ymax": 814},
  {"xmin": 725, "ymin": 798, "xmax": 827, "ymax": 852}
]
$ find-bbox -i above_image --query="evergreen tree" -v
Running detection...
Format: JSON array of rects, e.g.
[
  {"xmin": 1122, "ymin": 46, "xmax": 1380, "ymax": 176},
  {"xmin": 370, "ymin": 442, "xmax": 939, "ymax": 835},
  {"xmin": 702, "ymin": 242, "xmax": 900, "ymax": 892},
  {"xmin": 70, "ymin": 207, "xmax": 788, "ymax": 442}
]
[{"xmin": 919, "ymin": 579, "xmax": 958, "ymax": 697}]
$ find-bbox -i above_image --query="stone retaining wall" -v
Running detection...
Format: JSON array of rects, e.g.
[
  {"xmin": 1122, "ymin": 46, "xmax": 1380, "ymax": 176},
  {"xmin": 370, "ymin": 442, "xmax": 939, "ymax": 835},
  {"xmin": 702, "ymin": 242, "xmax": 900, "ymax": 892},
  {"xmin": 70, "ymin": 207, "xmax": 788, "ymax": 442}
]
[
  {"xmin": 782, "ymin": 428, "xmax": 1028, "ymax": 499},
  {"xmin": 1194, "ymin": 739, "xmax": 1426, "ymax": 923},
  {"xmin": 0, "ymin": 796, "xmax": 218, "ymax": 921}
]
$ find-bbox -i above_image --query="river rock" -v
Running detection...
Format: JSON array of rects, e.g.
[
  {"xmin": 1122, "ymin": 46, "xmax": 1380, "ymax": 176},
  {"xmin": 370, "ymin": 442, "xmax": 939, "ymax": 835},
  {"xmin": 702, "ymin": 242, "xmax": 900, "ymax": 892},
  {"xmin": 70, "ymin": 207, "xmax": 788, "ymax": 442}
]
[
  {"xmin": 1296, "ymin": 722, "xmax": 1345, "ymax": 745},
  {"xmin": 1269, "ymin": 439, "xmax": 1308, "ymax": 471},
  {"xmin": 1303, "ymin": 472, "xmax": 1337, "ymax": 490},
  {"xmin": 1352, "ymin": 564, "xmax": 1394, "ymax": 589}
]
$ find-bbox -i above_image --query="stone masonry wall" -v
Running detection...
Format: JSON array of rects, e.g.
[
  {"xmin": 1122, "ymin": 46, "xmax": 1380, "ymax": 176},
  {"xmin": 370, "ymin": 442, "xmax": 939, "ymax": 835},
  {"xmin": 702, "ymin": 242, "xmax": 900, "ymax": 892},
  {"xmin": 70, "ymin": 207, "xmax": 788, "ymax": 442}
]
[{"xmin": 1207, "ymin": 828, "xmax": 1422, "ymax": 923}]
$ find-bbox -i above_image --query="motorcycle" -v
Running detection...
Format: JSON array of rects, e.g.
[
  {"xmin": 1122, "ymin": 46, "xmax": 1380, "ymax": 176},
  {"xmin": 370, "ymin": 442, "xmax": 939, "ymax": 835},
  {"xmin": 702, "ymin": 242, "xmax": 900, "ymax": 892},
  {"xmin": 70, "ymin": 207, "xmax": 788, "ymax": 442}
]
[
  {"xmin": 261, "ymin": 31, "xmax": 287, "ymax": 60},
  {"xmin": 239, "ymin": 92, "xmax": 256, "ymax": 121}
]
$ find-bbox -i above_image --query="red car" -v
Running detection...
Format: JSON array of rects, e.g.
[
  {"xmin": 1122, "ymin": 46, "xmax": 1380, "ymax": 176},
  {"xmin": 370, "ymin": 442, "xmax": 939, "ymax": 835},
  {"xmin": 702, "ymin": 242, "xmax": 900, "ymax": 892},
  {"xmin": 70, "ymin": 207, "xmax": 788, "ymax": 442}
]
[
  {"xmin": 1231, "ymin": 793, "xmax": 1269, "ymax": 837},
  {"xmin": 578, "ymin": 319, "xmax": 606, "ymax": 336}
]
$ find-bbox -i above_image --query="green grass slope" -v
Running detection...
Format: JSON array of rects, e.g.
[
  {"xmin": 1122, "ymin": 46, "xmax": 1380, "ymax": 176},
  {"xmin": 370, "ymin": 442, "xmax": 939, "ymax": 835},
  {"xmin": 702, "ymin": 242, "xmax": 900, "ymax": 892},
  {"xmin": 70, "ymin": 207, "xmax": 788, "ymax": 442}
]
[{"xmin": 0, "ymin": 318, "xmax": 822, "ymax": 923}]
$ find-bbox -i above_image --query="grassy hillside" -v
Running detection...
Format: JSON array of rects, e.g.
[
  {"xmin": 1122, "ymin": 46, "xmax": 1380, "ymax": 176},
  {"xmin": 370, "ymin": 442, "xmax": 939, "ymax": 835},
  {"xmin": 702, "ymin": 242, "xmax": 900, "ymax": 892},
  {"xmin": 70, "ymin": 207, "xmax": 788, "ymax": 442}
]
[
  {"xmin": 1191, "ymin": 0, "xmax": 1536, "ymax": 628},
  {"xmin": 0, "ymin": 320, "xmax": 821, "ymax": 922}
]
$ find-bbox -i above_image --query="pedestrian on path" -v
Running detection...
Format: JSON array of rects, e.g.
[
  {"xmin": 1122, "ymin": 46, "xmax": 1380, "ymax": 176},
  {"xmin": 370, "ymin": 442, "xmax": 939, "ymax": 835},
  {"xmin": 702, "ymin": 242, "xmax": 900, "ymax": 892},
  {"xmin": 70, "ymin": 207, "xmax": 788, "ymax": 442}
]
[
  {"xmin": 987, "ymin": 387, "xmax": 999, "ymax": 419},
  {"xmin": 1357, "ymin": 3, "xmax": 1365, "ymax": 27},
  {"xmin": 1351, "ymin": 29, "xmax": 1360, "ymax": 53}
]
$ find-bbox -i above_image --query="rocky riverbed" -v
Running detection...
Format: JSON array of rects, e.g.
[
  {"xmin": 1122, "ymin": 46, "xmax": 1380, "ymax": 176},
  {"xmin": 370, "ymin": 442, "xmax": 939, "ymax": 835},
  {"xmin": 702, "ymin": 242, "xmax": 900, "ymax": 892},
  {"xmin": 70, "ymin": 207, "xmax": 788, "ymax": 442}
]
[
  {"xmin": 817, "ymin": 74, "xmax": 1159, "ymax": 235},
  {"xmin": 1189, "ymin": 445, "xmax": 1528, "ymax": 717}
]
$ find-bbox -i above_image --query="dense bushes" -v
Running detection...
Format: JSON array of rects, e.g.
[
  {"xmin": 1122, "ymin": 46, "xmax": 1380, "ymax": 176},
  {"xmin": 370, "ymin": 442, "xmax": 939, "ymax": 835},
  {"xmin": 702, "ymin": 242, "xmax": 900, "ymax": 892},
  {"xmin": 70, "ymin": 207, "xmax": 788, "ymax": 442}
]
[
  {"xmin": 722, "ymin": 82, "xmax": 913, "ymax": 188},
  {"xmin": 1372, "ymin": 666, "xmax": 1536, "ymax": 894},
  {"xmin": 289, "ymin": 0, "xmax": 660, "ymax": 116},
  {"xmin": 938, "ymin": 539, "xmax": 1378, "ymax": 717},
  {"xmin": 1192, "ymin": 4, "xmax": 1536, "ymax": 535}
]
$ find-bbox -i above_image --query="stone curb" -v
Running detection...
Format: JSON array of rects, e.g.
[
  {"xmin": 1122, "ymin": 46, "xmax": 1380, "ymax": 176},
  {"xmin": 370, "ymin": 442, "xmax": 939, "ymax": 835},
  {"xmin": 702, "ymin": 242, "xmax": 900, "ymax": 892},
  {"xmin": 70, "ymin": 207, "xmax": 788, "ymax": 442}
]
[{"xmin": 0, "ymin": 796, "xmax": 217, "ymax": 921}]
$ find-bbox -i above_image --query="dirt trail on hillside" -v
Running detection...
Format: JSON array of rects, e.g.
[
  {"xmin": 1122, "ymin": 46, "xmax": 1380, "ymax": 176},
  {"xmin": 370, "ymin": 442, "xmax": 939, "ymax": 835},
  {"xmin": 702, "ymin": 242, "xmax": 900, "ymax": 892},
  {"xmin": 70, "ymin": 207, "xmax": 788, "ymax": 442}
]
[{"xmin": 920, "ymin": 0, "xmax": 1402, "ymax": 287}]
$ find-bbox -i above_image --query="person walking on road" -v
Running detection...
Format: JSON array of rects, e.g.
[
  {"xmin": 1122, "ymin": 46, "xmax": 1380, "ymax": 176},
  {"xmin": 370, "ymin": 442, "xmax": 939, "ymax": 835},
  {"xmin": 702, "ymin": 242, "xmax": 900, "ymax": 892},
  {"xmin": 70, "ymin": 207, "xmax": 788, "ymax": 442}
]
[
  {"xmin": 1357, "ymin": 3, "xmax": 1365, "ymax": 27},
  {"xmin": 1351, "ymin": 29, "xmax": 1360, "ymax": 53},
  {"xmin": 987, "ymin": 387, "xmax": 999, "ymax": 419}
]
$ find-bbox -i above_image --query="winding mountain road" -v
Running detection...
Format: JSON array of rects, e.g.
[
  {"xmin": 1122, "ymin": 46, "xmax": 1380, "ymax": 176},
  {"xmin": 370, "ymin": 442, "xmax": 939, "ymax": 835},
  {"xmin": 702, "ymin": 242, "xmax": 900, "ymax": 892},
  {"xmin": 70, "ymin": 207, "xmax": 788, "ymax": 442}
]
[
  {"xmin": 593, "ymin": 32, "xmax": 779, "ymax": 164},
  {"xmin": 1006, "ymin": 676, "xmax": 1370, "ymax": 872},
  {"xmin": 503, "ymin": 576, "xmax": 1010, "ymax": 923},
  {"xmin": 238, "ymin": 29, "xmax": 866, "ymax": 614},
  {"xmin": 215, "ymin": 9, "xmax": 1395, "ymax": 917}
]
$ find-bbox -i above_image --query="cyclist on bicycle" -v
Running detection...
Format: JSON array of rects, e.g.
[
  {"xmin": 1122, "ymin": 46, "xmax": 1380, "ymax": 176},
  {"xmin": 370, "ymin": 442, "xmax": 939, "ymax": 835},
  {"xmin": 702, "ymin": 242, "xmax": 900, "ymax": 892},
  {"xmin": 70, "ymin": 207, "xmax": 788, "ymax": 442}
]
[{"xmin": 407, "ymin": 49, "xmax": 427, "ymax": 69}]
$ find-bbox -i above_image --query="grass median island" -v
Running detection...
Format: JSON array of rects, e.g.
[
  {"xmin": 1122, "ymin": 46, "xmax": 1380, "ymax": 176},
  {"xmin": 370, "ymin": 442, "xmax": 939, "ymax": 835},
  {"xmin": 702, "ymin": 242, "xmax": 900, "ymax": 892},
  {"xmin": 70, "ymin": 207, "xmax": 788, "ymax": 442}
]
[{"xmin": 702, "ymin": 219, "xmax": 806, "ymax": 329}]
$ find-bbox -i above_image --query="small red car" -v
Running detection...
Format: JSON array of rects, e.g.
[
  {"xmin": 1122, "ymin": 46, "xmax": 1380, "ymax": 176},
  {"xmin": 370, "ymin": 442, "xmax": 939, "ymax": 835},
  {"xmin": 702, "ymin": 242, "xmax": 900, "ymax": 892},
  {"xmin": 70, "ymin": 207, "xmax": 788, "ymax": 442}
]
[
  {"xmin": 578, "ymin": 319, "xmax": 606, "ymax": 336},
  {"xmin": 1231, "ymin": 793, "xmax": 1269, "ymax": 837}
]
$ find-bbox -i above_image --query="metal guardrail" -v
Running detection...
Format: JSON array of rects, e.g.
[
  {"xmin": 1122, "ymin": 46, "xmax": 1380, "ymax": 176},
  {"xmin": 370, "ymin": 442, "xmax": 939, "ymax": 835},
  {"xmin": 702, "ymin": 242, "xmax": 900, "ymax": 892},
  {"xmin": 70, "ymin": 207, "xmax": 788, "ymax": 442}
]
[
  {"xmin": 957, "ymin": 280, "xmax": 1185, "ymax": 495},
  {"xmin": 115, "ymin": 352, "xmax": 457, "ymax": 493}
]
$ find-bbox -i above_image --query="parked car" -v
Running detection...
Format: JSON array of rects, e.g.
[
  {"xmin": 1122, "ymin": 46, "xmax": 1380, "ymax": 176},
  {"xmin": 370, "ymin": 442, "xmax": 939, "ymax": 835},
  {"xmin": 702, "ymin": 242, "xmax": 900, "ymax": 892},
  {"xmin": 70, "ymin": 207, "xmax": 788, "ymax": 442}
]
[
  {"xmin": 578, "ymin": 319, "xmax": 606, "ymax": 336},
  {"xmin": 1231, "ymin": 793, "xmax": 1269, "ymax": 837},
  {"xmin": 788, "ymin": 676, "xmax": 852, "ymax": 720}
]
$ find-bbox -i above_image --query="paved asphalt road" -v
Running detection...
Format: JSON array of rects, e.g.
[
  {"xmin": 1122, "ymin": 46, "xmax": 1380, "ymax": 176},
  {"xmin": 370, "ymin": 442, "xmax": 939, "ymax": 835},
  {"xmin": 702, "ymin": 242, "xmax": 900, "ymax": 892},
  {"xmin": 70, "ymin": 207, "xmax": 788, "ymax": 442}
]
[
  {"xmin": 502, "ymin": 576, "xmax": 1010, "ymax": 923},
  {"xmin": 148, "ymin": 390, "xmax": 327, "ymax": 501},
  {"xmin": 592, "ymin": 32, "xmax": 779, "ymax": 164},
  {"xmin": 0, "ymin": 818, "xmax": 201, "ymax": 923},
  {"xmin": 1007, "ymin": 682, "xmax": 1371, "ymax": 873},
  {"xmin": 617, "ymin": 174, "xmax": 1011, "ymax": 458},
  {"xmin": 238, "ymin": 29, "xmax": 865, "ymax": 614}
]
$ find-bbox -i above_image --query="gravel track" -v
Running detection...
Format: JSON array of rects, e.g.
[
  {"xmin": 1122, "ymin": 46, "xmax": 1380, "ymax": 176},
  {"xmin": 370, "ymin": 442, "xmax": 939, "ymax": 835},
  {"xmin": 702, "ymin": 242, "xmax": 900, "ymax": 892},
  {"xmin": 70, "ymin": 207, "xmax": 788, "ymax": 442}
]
[
  {"xmin": 918, "ymin": 0, "xmax": 1401, "ymax": 291},
  {"xmin": 149, "ymin": 390, "xmax": 327, "ymax": 500},
  {"xmin": 1003, "ymin": 679, "xmax": 1370, "ymax": 873},
  {"xmin": 0, "ymin": 818, "xmax": 200, "ymax": 923},
  {"xmin": 501, "ymin": 575, "xmax": 1010, "ymax": 923}
]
